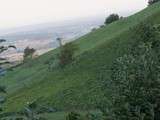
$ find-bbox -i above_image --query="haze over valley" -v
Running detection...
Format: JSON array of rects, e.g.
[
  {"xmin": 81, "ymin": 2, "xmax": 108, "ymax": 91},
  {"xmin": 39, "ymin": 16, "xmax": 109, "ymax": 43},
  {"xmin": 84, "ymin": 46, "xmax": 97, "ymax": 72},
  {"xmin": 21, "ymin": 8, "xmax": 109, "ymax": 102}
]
[{"xmin": 0, "ymin": 18, "xmax": 103, "ymax": 61}]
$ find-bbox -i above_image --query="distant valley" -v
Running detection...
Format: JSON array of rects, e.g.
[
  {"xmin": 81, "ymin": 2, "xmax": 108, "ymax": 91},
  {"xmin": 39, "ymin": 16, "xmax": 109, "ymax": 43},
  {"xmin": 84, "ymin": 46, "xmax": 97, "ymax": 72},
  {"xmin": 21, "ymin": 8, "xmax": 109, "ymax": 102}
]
[{"xmin": 0, "ymin": 18, "xmax": 104, "ymax": 61}]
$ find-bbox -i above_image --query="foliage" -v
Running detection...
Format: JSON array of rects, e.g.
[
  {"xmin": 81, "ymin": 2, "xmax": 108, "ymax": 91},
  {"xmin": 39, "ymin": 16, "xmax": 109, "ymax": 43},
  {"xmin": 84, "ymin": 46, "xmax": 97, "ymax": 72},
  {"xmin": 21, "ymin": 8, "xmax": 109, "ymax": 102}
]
[
  {"xmin": 101, "ymin": 23, "xmax": 160, "ymax": 120},
  {"xmin": 148, "ymin": 0, "xmax": 160, "ymax": 5},
  {"xmin": 0, "ymin": 2, "xmax": 160, "ymax": 113},
  {"xmin": 58, "ymin": 42, "xmax": 78, "ymax": 67},
  {"xmin": 85, "ymin": 112, "xmax": 102, "ymax": 120},
  {"xmin": 23, "ymin": 47, "xmax": 36, "ymax": 62},
  {"xmin": 66, "ymin": 112, "xmax": 102, "ymax": 120},
  {"xmin": 0, "ymin": 86, "xmax": 6, "ymax": 93},
  {"xmin": 0, "ymin": 39, "xmax": 16, "ymax": 112},
  {"xmin": 23, "ymin": 105, "xmax": 47, "ymax": 120},
  {"xmin": 105, "ymin": 14, "xmax": 119, "ymax": 25},
  {"xmin": 91, "ymin": 28, "xmax": 97, "ymax": 32},
  {"xmin": 66, "ymin": 112, "xmax": 81, "ymax": 120}
]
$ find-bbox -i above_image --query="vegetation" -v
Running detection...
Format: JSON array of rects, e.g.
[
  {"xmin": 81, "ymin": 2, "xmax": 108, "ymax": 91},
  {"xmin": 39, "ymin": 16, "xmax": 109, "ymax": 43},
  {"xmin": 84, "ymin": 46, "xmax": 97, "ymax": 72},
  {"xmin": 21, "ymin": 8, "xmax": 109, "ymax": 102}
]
[
  {"xmin": 148, "ymin": 0, "xmax": 160, "ymax": 5},
  {"xmin": 58, "ymin": 42, "xmax": 78, "ymax": 67},
  {"xmin": 105, "ymin": 14, "xmax": 119, "ymax": 25},
  {"xmin": 0, "ymin": 39, "xmax": 16, "ymax": 114},
  {"xmin": 0, "ymin": 1, "xmax": 160, "ymax": 119},
  {"xmin": 66, "ymin": 112, "xmax": 81, "ymax": 120},
  {"xmin": 65, "ymin": 111, "xmax": 102, "ymax": 120},
  {"xmin": 100, "ymin": 23, "xmax": 160, "ymax": 120},
  {"xmin": 23, "ymin": 47, "xmax": 36, "ymax": 62}
]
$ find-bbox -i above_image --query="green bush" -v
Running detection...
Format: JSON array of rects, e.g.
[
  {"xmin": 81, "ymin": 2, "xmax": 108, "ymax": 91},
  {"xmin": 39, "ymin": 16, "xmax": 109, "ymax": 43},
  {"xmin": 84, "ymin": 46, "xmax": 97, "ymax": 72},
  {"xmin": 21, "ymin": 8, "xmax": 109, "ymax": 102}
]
[
  {"xmin": 66, "ymin": 112, "xmax": 81, "ymax": 120},
  {"xmin": 58, "ymin": 42, "xmax": 78, "ymax": 67},
  {"xmin": 23, "ymin": 47, "xmax": 36, "ymax": 62},
  {"xmin": 105, "ymin": 14, "xmax": 119, "ymax": 25},
  {"xmin": 148, "ymin": 0, "xmax": 160, "ymax": 5},
  {"xmin": 101, "ymin": 23, "xmax": 160, "ymax": 120},
  {"xmin": 85, "ymin": 113, "xmax": 102, "ymax": 120}
]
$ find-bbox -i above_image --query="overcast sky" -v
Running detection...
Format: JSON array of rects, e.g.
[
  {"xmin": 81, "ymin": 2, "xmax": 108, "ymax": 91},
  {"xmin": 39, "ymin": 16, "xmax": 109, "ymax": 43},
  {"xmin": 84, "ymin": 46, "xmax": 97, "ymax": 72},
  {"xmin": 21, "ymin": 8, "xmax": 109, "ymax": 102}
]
[{"xmin": 0, "ymin": 0, "xmax": 147, "ymax": 29}]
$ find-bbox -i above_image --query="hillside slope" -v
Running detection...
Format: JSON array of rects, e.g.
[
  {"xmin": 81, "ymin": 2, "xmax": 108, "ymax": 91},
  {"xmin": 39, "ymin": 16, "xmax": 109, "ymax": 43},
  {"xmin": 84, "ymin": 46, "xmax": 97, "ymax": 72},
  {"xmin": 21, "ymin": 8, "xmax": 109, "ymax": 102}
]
[{"xmin": 0, "ymin": 2, "xmax": 160, "ymax": 112}]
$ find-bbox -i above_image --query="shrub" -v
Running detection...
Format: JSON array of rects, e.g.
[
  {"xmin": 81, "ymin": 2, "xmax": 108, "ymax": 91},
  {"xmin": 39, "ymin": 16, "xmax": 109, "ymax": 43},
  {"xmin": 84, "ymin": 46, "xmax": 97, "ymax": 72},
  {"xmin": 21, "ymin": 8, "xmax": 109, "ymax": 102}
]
[
  {"xmin": 148, "ymin": 0, "xmax": 160, "ymax": 5},
  {"xmin": 23, "ymin": 47, "xmax": 36, "ymax": 62},
  {"xmin": 101, "ymin": 23, "xmax": 160, "ymax": 119},
  {"xmin": 85, "ymin": 113, "xmax": 102, "ymax": 120},
  {"xmin": 91, "ymin": 28, "xmax": 97, "ymax": 32},
  {"xmin": 100, "ymin": 25, "xmax": 105, "ymax": 28},
  {"xmin": 15, "ymin": 117, "xmax": 24, "ymax": 120},
  {"xmin": 0, "ymin": 86, "xmax": 6, "ymax": 93},
  {"xmin": 58, "ymin": 42, "xmax": 78, "ymax": 67},
  {"xmin": 105, "ymin": 14, "xmax": 119, "ymax": 25},
  {"xmin": 66, "ymin": 112, "xmax": 81, "ymax": 120}
]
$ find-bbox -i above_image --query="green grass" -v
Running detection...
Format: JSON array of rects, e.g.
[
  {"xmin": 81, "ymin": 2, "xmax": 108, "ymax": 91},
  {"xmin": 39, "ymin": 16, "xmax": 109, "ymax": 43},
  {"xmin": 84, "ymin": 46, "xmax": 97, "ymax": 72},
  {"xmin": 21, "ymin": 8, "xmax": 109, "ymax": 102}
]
[
  {"xmin": 0, "ymin": 110, "xmax": 101, "ymax": 120},
  {"xmin": 38, "ymin": 110, "xmax": 101, "ymax": 120},
  {"xmin": 0, "ymin": 2, "xmax": 160, "ymax": 114},
  {"xmin": 40, "ymin": 112, "xmax": 68, "ymax": 120}
]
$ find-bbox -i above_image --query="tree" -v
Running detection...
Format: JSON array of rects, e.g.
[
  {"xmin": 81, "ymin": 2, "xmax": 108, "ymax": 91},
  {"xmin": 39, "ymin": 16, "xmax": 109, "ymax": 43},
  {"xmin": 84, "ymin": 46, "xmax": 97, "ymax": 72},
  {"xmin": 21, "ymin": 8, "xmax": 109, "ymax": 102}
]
[
  {"xmin": 101, "ymin": 23, "xmax": 160, "ymax": 119},
  {"xmin": 105, "ymin": 14, "xmax": 119, "ymax": 25},
  {"xmin": 58, "ymin": 42, "xmax": 78, "ymax": 67},
  {"xmin": 148, "ymin": 0, "xmax": 160, "ymax": 5},
  {"xmin": 23, "ymin": 47, "xmax": 36, "ymax": 62}
]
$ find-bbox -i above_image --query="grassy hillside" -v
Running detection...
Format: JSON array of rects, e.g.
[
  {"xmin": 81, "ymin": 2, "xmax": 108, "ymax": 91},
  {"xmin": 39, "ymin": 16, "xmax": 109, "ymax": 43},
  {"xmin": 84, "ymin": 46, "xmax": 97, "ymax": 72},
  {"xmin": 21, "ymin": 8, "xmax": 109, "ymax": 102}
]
[{"xmin": 0, "ymin": 2, "xmax": 160, "ymax": 114}]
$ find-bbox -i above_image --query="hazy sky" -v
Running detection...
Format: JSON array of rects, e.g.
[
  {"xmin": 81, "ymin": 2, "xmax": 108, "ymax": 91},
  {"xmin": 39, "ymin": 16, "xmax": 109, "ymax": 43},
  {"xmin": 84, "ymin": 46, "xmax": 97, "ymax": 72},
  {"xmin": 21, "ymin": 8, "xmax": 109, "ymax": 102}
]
[{"xmin": 0, "ymin": 0, "xmax": 147, "ymax": 29}]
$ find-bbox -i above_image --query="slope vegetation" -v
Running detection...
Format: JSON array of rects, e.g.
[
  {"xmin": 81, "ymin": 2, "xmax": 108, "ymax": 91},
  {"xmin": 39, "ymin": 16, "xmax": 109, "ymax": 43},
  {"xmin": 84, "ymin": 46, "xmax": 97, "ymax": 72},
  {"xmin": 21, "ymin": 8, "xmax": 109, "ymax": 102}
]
[{"xmin": 0, "ymin": 2, "xmax": 160, "ymax": 112}]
